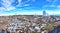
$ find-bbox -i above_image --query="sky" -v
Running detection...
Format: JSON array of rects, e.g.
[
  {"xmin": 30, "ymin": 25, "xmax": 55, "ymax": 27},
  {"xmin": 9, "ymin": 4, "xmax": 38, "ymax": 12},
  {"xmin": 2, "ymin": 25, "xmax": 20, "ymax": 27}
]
[{"xmin": 0, "ymin": 0, "xmax": 60, "ymax": 16}]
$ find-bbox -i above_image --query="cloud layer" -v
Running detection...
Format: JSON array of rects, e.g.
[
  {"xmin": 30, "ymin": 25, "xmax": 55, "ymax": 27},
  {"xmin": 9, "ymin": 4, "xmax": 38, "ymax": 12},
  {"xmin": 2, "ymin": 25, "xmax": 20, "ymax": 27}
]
[{"xmin": 0, "ymin": 0, "xmax": 60, "ymax": 16}]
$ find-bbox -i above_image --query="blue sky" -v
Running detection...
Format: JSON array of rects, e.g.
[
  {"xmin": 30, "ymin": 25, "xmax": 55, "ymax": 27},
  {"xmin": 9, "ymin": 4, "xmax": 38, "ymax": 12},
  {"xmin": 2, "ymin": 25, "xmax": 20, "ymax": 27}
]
[{"xmin": 0, "ymin": 0, "xmax": 60, "ymax": 16}]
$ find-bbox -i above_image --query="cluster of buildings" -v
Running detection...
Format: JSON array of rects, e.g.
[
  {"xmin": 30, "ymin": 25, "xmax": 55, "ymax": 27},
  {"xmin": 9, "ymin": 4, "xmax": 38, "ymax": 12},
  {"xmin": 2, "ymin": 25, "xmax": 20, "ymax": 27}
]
[
  {"xmin": 7, "ymin": 21, "xmax": 48, "ymax": 33},
  {"xmin": 6, "ymin": 16, "xmax": 48, "ymax": 33},
  {"xmin": 6, "ymin": 15, "xmax": 60, "ymax": 33},
  {"xmin": 0, "ymin": 11, "xmax": 60, "ymax": 33}
]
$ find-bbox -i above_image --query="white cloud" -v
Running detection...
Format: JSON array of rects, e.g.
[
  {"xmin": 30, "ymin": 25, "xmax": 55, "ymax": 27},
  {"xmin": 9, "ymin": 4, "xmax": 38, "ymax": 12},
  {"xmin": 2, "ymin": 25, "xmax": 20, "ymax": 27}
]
[
  {"xmin": 17, "ymin": 0, "xmax": 30, "ymax": 6},
  {"xmin": 0, "ymin": 7, "xmax": 6, "ymax": 12},
  {"xmin": 46, "ymin": 0, "xmax": 57, "ymax": 3},
  {"xmin": 2, "ymin": 0, "xmax": 11, "ymax": 7},
  {"xmin": 0, "ymin": 10, "xmax": 42, "ymax": 16},
  {"xmin": 14, "ymin": 10, "xmax": 60, "ymax": 15},
  {"xmin": 46, "ymin": 0, "xmax": 58, "ymax": 5},
  {"xmin": 52, "ymin": 0, "xmax": 57, "ymax": 4},
  {"xmin": 0, "ymin": 6, "xmax": 16, "ymax": 12},
  {"xmin": 46, "ymin": 0, "xmax": 51, "ymax": 2},
  {"xmin": 0, "ymin": 0, "xmax": 35, "ymax": 12},
  {"xmin": 31, "ymin": 0, "xmax": 36, "ymax": 2},
  {"xmin": 50, "ymin": 5, "xmax": 56, "ymax": 7},
  {"xmin": 16, "ymin": 11, "xmax": 43, "ymax": 15},
  {"xmin": 46, "ymin": 0, "xmax": 53, "ymax": 2},
  {"xmin": 24, "ymin": 4, "xmax": 30, "ymax": 6},
  {"xmin": 56, "ymin": 6, "xmax": 60, "ymax": 8},
  {"xmin": 5, "ymin": 6, "xmax": 16, "ymax": 11},
  {"xmin": 0, "ymin": 10, "xmax": 60, "ymax": 16},
  {"xmin": 46, "ymin": 10, "xmax": 60, "ymax": 15},
  {"xmin": 44, "ymin": 0, "xmax": 60, "ymax": 9},
  {"xmin": 17, "ymin": 0, "xmax": 22, "ymax": 6},
  {"xmin": 0, "ymin": 0, "xmax": 16, "ymax": 11},
  {"xmin": 43, "ymin": 5, "xmax": 56, "ymax": 8},
  {"xmin": 43, "ymin": 4, "xmax": 60, "ymax": 9}
]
